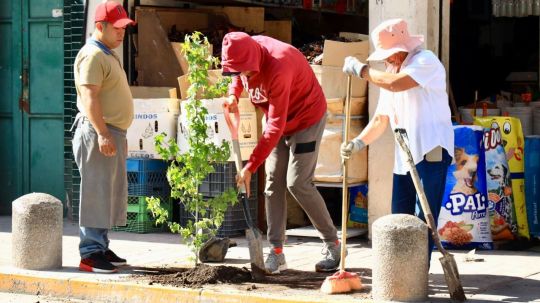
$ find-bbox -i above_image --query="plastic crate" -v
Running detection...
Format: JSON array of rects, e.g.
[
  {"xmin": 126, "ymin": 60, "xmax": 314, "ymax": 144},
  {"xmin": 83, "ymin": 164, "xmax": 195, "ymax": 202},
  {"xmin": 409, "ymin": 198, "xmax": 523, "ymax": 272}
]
[
  {"xmin": 179, "ymin": 194, "xmax": 258, "ymax": 237},
  {"xmin": 113, "ymin": 195, "xmax": 172, "ymax": 233},
  {"xmin": 127, "ymin": 158, "xmax": 170, "ymax": 197},
  {"xmin": 199, "ymin": 162, "xmax": 257, "ymax": 197}
]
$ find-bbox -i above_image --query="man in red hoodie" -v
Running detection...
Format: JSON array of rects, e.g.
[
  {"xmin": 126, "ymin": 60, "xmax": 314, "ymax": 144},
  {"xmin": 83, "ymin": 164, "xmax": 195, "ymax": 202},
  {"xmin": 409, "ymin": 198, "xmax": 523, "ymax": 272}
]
[{"xmin": 221, "ymin": 32, "xmax": 340, "ymax": 274}]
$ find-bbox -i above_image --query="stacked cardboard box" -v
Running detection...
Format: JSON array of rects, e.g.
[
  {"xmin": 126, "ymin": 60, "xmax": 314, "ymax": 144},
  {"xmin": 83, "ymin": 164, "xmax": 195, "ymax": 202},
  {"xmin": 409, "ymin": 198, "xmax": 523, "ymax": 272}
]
[
  {"xmin": 134, "ymin": 6, "xmax": 292, "ymax": 91},
  {"xmin": 177, "ymin": 97, "xmax": 257, "ymax": 161},
  {"xmin": 313, "ymin": 35, "xmax": 369, "ymax": 183},
  {"xmin": 127, "ymin": 98, "xmax": 179, "ymax": 159},
  {"xmin": 127, "ymin": 86, "xmax": 179, "ymax": 160}
]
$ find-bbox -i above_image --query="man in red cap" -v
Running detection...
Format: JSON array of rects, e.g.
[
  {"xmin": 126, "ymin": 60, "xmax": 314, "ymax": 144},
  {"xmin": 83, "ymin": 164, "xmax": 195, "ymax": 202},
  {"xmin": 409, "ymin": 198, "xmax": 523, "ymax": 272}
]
[
  {"xmin": 72, "ymin": 1, "xmax": 136, "ymax": 273},
  {"xmin": 341, "ymin": 19, "xmax": 454, "ymax": 265},
  {"xmin": 221, "ymin": 32, "xmax": 341, "ymax": 274}
]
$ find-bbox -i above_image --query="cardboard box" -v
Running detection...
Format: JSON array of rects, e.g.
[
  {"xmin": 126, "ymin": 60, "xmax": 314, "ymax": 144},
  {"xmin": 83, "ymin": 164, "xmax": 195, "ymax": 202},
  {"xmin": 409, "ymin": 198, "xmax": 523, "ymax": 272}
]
[
  {"xmin": 130, "ymin": 86, "xmax": 175, "ymax": 99},
  {"xmin": 311, "ymin": 65, "xmax": 367, "ymax": 98},
  {"xmin": 135, "ymin": 10, "xmax": 183, "ymax": 89},
  {"xmin": 178, "ymin": 69, "xmax": 248, "ymax": 100},
  {"xmin": 153, "ymin": 7, "xmax": 264, "ymax": 34},
  {"xmin": 169, "ymin": 88, "xmax": 178, "ymax": 99},
  {"xmin": 314, "ymin": 117, "xmax": 367, "ymax": 183},
  {"xmin": 205, "ymin": 6, "xmax": 264, "ymax": 32},
  {"xmin": 339, "ymin": 32, "xmax": 369, "ymax": 42},
  {"xmin": 321, "ymin": 40, "xmax": 369, "ymax": 66},
  {"xmin": 326, "ymin": 97, "xmax": 367, "ymax": 116},
  {"xmin": 264, "ymin": 20, "xmax": 292, "ymax": 43},
  {"xmin": 177, "ymin": 69, "xmax": 224, "ymax": 100},
  {"xmin": 177, "ymin": 98, "xmax": 257, "ymax": 161},
  {"xmin": 133, "ymin": 98, "xmax": 179, "ymax": 113},
  {"xmin": 171, "ymin": 42, "xmax": 213, "ymax": 75},
  {"xmin": 128, "ymin": 99, "xmax": 179, "ymax": 159}
]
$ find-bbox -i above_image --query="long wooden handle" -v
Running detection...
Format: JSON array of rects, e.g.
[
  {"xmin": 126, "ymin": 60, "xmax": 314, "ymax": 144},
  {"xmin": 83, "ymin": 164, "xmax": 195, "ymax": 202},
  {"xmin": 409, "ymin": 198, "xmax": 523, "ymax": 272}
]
[
  {"xmin": 223, "ymin": 101, "xmax": 240, "ymax": 141},
  {"xmin": 223, "ymin": 104, "xmax": 246, "ymax": 193},
  {"xmin": 340, "ymin": 76, "xmax": 352, "ymax": 272}
]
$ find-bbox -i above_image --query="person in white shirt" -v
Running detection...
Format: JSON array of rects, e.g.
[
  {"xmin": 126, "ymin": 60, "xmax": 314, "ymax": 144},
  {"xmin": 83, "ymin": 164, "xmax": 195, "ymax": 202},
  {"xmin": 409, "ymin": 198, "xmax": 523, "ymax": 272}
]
[{"xmin": 341, "ymin": 18, "xmax": 454, "ymax": 262}]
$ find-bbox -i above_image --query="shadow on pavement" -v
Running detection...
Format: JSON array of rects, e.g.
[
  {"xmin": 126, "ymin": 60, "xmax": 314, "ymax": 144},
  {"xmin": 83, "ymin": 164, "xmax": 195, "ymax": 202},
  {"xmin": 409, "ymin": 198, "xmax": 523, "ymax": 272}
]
[{"xmin": 429, "ymin": 273, "xmax": 540, "ymax": 302}]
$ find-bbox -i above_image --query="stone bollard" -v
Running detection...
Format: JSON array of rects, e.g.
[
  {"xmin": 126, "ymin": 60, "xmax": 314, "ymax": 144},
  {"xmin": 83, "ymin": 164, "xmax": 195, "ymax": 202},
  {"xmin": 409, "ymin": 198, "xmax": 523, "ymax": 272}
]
[
  {"xmin": 12, "ymin": 193, "xmax": 63, "ymax": 270},
  {"xmin": 372, "ymin": 214, "xmax": 429, "ymax": 302}
]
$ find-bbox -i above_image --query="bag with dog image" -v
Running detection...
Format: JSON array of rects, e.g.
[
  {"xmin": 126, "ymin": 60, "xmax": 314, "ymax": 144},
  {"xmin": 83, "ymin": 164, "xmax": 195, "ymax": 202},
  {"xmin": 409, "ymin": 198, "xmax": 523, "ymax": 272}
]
[
  {"xmin": 438, "ymin": 125, "xmax": 493, "ymax": 250},
  {"xmin": 474, "ymin": 118, "xmax": 518, "ymax": 241},
  {"xmin": 476, "ymin": 116, "xmax": 530, "ymax": 239}
]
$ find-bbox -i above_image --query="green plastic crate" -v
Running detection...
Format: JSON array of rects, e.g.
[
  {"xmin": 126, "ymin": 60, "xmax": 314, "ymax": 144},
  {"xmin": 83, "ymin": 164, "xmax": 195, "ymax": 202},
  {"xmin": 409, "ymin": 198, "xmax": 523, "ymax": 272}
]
[{"xmin": 113, "ymin": 195, "xmax": 172, "ymax": 233}]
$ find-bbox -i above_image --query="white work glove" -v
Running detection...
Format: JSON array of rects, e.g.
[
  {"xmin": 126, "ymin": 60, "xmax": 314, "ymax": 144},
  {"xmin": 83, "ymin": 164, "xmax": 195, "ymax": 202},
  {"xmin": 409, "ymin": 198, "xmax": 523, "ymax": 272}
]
[
  {"xmin": 340, "ymin": 138, "xmax": 366, "ymax": 160},
  {"xmin": 342, "ymin": 56, "xmax": 367, "ymax": 79}
]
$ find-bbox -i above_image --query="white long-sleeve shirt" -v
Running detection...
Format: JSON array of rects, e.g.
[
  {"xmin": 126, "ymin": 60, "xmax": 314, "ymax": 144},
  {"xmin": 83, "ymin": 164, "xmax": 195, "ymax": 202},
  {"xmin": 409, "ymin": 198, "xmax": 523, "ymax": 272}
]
[{"xmin": 376, "ymin": 49, "xmax": 454, "ymax": 175}]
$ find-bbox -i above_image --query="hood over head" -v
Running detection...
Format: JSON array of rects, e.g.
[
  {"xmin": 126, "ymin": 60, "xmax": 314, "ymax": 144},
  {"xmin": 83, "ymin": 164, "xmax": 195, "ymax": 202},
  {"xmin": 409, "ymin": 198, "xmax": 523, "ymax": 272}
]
[{"xmin": 221, "ymin": 32, "xmax": 262, "ymax": 76}]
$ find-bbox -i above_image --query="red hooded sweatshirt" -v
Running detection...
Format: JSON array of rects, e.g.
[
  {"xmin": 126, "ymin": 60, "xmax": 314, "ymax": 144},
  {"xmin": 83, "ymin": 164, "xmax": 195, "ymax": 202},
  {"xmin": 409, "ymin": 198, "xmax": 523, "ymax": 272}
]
[{"xmin": 222, "ymin": 32, "xmax": 327, "ymax": 173}]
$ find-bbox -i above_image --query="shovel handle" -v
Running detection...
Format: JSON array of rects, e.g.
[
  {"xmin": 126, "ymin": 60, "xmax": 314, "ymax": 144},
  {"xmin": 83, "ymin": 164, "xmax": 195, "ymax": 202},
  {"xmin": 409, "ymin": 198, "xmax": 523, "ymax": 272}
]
[
  {"xmin": 223, "ymin": 102, "xmax": 240, "ymax": 141},
  {"xmin": 393, "ymin": 129, "xmax": 448, "ymax": 255},
  {"xmin": 223, "ymin": 104, "xmax": 246, "ymax": 193}
]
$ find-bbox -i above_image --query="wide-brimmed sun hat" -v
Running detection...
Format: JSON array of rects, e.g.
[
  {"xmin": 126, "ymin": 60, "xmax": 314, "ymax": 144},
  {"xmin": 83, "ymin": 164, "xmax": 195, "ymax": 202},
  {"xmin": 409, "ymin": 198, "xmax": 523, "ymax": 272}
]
[{"xmin": 367, "ymin": 18, "xmax": 424, "ymax": 61}]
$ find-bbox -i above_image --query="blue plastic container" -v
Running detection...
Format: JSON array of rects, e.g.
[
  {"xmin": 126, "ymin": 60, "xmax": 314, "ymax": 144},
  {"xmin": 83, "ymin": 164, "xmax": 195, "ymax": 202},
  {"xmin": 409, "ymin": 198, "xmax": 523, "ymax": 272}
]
[
  {"xmin": 126, "ymin": 158, "xmax": 170, "ymax": 197},
  {"xmin": 525, "ymin": 136, "xmax": 540, "ymax": 237}
]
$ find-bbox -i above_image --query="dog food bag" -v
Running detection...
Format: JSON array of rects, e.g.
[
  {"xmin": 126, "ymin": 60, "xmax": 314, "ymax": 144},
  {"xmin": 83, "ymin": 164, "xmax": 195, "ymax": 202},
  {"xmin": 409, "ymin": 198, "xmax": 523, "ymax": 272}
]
[
  {"xmin": 438, "ymin": 125, "xmax": 493, "ymax": 250},
  {"xmin": 476, "ymin": 117, "xmax": 528, "ymax": 238},
  {"xmin": 473, "ymin": 117, "xmax": 518, "ymax": 240}
]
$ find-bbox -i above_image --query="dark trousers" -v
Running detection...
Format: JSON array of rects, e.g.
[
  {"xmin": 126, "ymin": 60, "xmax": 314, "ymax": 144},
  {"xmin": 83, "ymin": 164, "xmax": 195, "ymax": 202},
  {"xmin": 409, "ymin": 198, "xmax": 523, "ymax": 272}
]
[{"xmin": 391, "ymin": 149, "xmax": 452, "ymax": 262}]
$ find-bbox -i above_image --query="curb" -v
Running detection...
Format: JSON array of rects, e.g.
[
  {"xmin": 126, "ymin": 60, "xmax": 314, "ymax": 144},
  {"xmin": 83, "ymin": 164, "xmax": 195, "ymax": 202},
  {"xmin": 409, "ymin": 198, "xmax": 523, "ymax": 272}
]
[{"xmin": 0, "ymin": 272, "xmax": 374, "ymax": 303}]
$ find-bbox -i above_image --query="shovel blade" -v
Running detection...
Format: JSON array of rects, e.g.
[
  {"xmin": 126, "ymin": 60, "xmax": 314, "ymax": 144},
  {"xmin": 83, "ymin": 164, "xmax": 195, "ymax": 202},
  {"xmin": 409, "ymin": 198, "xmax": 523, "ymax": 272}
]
[
  {"xmin": 439, "ymin": 254, "xmax": 466, "ymax": 302},
  {"xmin": 246, "ymin": 227, "xmax": 267, "ymax": 280}
]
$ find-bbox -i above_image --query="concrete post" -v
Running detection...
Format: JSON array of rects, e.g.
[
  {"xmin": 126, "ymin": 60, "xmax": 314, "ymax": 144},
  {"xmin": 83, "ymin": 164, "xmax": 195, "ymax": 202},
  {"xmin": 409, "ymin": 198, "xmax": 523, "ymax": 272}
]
[
  {"xmin": 12, "ymin": 193, "xmax": 63, "ymax": 270},
  {"xmin": 372, "ymin": 214, "xmax": 428, "ymax": 301}
]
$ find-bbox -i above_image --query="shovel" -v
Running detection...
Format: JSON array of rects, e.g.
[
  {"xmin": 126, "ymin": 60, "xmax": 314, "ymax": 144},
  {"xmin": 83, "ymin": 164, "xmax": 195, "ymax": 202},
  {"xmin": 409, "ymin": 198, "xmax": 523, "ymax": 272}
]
[
  {"xmin": 223, "ymin": 103, "xmax": 267, "ymax": 280},
  {"xmin": 393, "ymin": 128, "xmax": 466, "ymax": 302}
]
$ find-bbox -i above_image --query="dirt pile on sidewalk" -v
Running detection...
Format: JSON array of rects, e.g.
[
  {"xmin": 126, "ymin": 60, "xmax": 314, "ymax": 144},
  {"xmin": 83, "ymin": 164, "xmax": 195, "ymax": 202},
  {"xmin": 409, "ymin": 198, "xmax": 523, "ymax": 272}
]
[
  {"xmin": 135, "ymin": 264, "xmax": 371, "ymax": 292},
  {"xmin": 144, "ymin": 264, "xmax": 252, "ymax": 288}
]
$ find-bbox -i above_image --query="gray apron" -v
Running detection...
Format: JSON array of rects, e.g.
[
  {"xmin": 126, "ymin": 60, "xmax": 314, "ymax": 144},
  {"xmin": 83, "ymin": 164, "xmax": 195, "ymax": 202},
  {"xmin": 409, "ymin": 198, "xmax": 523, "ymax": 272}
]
[{"xmin": 72, "ymin": 114, "xmax": 128, "ymax": 228}]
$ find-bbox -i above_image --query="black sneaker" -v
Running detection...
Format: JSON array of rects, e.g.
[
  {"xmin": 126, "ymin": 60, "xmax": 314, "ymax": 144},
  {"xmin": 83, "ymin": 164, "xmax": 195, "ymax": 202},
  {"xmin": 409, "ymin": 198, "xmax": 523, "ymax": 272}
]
[
  {"xmin": 104, "ymin": 249, "xmax": 127, "ymax": 266},
  {"xmin": 79, "ymin": 252, "xmax": 118, "ymax": 273}
]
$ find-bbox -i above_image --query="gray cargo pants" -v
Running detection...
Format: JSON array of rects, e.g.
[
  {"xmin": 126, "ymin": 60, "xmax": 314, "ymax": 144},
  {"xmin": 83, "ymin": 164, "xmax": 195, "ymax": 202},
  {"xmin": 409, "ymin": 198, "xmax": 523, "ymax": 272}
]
[{"xmin": 265, "ymin": 113, "xmax": 338, "ymax": 248}]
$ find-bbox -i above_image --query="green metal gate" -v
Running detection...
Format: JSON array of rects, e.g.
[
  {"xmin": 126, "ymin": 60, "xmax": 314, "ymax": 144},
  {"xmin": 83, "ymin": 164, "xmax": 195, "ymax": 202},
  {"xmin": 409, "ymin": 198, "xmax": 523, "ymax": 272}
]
[
  {"xmin": 0, "ymin": 1, "xmax": 20, "ymax": 214},
  {"xmin": 63, "ymin": 0, "xmax": 85, "ymax": 220},
  {"xmin": 0, "ymin": 0, "xmax": 65, "ymax": 214}
]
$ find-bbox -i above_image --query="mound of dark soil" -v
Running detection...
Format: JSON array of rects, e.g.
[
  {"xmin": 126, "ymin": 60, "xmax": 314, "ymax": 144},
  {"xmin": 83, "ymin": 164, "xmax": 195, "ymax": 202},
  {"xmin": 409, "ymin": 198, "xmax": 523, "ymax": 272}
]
[
  {"xmin": 146, "ymin": 264, "xmax": 252, "ymax": 288},
  {"xmin": 136, "ymin": 265, "xmax": 371, "ymax": 292}
]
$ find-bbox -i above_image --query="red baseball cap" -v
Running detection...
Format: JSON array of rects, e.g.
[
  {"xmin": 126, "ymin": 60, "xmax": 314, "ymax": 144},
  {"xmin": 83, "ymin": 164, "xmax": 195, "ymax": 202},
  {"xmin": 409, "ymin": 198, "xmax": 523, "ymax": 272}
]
[{"xmin": 95, "ymin": 1, "xmax": 136, "ymax": 28}]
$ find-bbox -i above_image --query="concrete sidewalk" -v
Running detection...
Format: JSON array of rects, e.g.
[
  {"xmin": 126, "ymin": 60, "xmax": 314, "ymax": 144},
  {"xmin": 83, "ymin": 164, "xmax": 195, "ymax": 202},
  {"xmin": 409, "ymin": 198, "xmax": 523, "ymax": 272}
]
[{"xmin": 1, "ymin": 215, "xmax": 539, "ymax": 303}]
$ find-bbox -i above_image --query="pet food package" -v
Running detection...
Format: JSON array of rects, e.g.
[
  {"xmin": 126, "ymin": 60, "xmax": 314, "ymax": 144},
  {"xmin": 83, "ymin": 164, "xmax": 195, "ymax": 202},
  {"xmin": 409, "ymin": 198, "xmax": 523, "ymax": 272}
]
[
  {"xmin": 475, "ymin": 117, "xmax": 528, "ymax": 239},
  {"xmin": 438, "ymin": 126, "xmax": 493, "ymax": 250},
  {"xmin": 348, "ymin": 183, "xmax": 368, "ymax": 229},
  {"xmin": 525, "ymin": 136, "xmax": 540, "ymax": 237},
  {"xmin": 473, "ymin": 117, "xmax": 518, "ymax": 240}
]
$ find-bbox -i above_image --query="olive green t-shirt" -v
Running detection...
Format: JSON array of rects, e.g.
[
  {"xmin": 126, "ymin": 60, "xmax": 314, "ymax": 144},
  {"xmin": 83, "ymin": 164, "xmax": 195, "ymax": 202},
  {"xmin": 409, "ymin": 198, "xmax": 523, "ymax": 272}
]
[{"xmin": 74, "ymin": 43, "xmax": 133, "ymax": 130}]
